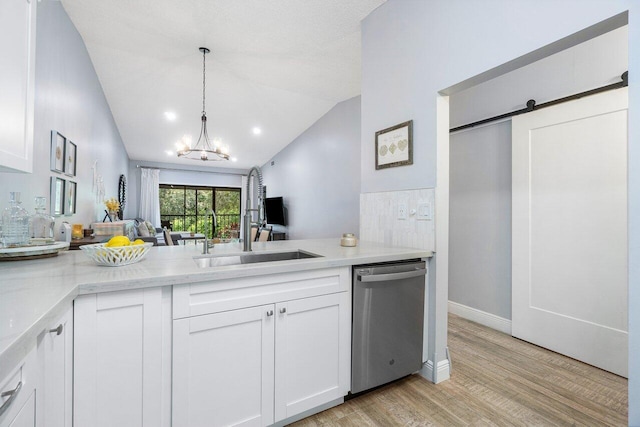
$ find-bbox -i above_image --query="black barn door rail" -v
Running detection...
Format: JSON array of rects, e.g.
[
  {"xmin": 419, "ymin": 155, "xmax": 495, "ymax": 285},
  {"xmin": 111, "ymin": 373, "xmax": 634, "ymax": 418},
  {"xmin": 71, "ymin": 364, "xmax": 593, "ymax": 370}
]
[{"xmin": 450, "ymin": 71, "xmax": 628, "ymax": 133}]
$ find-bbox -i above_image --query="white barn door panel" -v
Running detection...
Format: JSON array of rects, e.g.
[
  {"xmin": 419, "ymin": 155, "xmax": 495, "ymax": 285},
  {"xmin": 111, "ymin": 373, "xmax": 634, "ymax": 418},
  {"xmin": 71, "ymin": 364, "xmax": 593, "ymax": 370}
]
[{"xmin": 512, "ymin": 88, "xmax": 628, "ymax": 377}]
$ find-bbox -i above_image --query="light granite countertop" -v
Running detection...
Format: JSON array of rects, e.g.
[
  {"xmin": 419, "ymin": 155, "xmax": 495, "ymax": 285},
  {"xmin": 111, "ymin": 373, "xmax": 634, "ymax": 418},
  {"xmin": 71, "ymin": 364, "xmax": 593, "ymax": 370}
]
[{"xmin": 0, "ymin": 238, "xmax": 432, "ymax": 379}]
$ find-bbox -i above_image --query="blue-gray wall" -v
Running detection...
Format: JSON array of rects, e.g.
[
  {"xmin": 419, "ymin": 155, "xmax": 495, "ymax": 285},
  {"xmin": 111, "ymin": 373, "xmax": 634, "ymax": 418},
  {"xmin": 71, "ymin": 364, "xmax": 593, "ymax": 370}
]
[
  {"xmin": 261, "ymin": 96, "xmax": 360, "ymax": 240},
  {"xmin": 361, "ymin": 1, "xmax": 639, "ymax": 419},
  {"xmin": 0, "ymin": 1, "xmax": 129, "ymax": 229}
]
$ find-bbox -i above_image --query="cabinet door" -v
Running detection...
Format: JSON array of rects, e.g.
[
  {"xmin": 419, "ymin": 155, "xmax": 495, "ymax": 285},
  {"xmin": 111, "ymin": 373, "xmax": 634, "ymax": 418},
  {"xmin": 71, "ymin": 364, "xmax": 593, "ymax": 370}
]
[
  {"xmin": 38, "ymin": 307, "xmax": 73, "ymax": 427},
  {"xmin": 173, "ymin": 305, "xmax": 275, "ymax": 427},
  {"xmin": 74, "ymin": 287, "xmax": 172, "ymax": 427},
  {"xmin": 274, "ymin": 292, "xmax": 350, "ymax": 422},
  {"xmin": 0, "ymin": 0, "xmax": 36, "ymax": 173}
]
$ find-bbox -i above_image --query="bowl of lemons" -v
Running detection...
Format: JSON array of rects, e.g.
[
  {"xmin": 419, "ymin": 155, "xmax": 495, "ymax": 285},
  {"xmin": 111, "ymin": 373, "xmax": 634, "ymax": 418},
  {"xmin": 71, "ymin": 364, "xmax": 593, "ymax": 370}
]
[{"xmin": 80, "ymin": 236, "xmax": 153, "ymax": 267}]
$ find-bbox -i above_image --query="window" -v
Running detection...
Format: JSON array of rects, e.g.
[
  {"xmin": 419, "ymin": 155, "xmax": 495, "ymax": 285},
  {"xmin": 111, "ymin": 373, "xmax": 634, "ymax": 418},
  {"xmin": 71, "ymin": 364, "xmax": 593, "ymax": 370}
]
[{"xmin": 159, "ymin": 185, "xmax": 241, "ymax": 239}]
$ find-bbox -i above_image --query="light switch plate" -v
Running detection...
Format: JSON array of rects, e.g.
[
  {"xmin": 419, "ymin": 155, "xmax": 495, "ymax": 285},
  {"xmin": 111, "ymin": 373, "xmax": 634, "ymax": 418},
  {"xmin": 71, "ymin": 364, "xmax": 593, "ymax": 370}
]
[
  {"xmin": 417, "ymin": 202, "xmax": 431, "ymax": 220},
  {"xmin": 398, "ymin": 202, "xmax": 408, "ymax": 220}
]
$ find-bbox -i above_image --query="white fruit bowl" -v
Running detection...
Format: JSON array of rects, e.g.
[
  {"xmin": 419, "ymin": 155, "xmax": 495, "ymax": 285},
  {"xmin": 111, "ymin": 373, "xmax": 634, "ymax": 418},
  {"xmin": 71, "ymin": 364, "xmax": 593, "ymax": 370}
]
[{"xmin": 80, "ymin": 242, "xmax": 153, "ymax": 266}]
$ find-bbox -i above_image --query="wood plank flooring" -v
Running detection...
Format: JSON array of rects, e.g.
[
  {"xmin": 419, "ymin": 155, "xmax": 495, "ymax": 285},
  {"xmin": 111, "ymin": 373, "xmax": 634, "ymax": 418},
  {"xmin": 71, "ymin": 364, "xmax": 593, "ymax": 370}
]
[{"xmin": 290, "ymin": 313, "xmax": 628, "ymax": 426}]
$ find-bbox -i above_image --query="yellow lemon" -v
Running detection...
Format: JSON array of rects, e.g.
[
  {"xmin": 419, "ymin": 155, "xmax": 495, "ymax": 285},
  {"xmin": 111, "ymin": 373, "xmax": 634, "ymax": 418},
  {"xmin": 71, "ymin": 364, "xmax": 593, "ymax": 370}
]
[
  {"xmin": 133, "ymin": 239, "xmax": 145, "ymax": 245},
  {"xmin": 105, "ymin": 236, "xmax": 131, "ymax": 247}
]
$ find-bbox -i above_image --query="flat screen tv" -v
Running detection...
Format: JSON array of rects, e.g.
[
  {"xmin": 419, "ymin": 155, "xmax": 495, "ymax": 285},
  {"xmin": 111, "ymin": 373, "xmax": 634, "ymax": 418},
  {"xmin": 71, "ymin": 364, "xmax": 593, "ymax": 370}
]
[{"xmin": 264, "ymin": 197, "xmax": 286, "ymax": 226}]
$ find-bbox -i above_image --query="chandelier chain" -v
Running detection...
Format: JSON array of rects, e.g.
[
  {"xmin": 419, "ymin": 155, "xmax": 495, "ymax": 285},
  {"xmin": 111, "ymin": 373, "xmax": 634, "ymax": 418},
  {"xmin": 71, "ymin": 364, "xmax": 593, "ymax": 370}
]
[{"xmin": 202, "ymin": 49, "xmax": 206, "ymax": 114}]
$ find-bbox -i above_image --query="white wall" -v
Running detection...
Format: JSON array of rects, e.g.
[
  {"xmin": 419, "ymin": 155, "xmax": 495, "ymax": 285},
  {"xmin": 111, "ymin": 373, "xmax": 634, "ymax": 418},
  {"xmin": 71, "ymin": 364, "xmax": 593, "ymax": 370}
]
[
  {"xmin": 448, "ymin": 26, "xmax": 627, "ymax": 322},
  {"xmin": 0, "ymin": 1, "xmax": 129, "ymax": 230},
  {"xmin": 361, "ymin": 1, "xmax": 639, "ymax": 418},
  {"xmin": 261, "ymin": 96, "xmax": 360, "ymax": 240}
]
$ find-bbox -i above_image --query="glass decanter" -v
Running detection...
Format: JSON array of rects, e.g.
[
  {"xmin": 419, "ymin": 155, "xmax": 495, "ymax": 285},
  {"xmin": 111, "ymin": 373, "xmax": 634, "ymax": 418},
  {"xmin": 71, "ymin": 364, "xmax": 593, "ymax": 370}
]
[
  {"xmin": 1, "ymin": 192, "xmax": 30, "ymax": 247},
  {"xmin": 30, "ymin": 196, "xmax": 55, "ymax": 240}
]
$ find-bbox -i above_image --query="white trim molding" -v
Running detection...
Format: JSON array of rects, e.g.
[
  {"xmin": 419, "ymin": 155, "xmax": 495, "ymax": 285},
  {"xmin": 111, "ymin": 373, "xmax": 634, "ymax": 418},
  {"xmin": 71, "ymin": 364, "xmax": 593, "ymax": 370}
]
[
  {"xmin": 448, "ymin": 301, "xmax": 512, "ymax": 335},
  {"xmin": 420, "ymin": 358, "xmax": 450, "ymax": 384}
]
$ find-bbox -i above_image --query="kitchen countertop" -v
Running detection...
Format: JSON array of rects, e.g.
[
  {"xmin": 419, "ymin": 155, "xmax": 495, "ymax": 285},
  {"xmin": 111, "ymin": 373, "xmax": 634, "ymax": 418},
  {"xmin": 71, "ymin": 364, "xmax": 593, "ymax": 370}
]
[{"xmin": 0, "ymin": 238, "xmax": 432, "ymax": 379}]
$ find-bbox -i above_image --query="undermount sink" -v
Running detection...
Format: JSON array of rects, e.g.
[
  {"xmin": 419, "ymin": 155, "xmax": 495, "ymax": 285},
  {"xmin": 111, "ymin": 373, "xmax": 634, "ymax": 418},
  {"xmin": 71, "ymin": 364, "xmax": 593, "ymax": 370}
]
[{"xmin": 193, "ymin": 250, "xmax": 322, "ymax": 268}]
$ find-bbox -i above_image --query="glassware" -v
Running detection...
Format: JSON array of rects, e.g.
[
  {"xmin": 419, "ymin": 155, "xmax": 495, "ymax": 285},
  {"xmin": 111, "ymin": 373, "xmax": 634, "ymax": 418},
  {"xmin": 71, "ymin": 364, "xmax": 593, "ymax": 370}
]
[
  {"xmin": 30, "ymin": 196, "xmax": 55, "ymax": 240},
  {"xmin": 1, "ymin": 192, "xmax": 31, "ymax": 247}
]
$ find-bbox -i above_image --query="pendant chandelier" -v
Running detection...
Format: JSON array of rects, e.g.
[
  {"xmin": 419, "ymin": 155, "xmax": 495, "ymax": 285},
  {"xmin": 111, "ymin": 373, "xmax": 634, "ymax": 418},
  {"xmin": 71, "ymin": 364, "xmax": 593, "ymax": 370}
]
[{"xmin": 176, "ymin": 47, "xmax": 230, "ymax": 161}]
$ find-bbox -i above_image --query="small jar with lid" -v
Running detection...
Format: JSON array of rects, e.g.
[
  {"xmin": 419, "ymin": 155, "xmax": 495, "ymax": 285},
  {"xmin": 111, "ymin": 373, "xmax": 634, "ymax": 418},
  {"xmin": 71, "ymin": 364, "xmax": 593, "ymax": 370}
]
[
  {"xmin": 1, "ymin": 192, "xmax": 31, "ymax": 247},
  {"xmin": 30, "ymin": 196, "xmax": 55, "ymax": 241}
]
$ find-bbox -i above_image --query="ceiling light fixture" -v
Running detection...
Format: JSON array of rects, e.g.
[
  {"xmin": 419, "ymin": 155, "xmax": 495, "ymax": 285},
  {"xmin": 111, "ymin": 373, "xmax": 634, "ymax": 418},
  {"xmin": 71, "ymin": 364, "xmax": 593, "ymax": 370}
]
[
  {"xmin": 176, "ymin": 47, "xmax": 230, "ymax": 161},
  {"xmin": 164, "ymin": 111, "xmax": 176, "ymax": 121},
  {"xmin": 252, "ymin": 127, "xmax": 262, "ymax": 135}
]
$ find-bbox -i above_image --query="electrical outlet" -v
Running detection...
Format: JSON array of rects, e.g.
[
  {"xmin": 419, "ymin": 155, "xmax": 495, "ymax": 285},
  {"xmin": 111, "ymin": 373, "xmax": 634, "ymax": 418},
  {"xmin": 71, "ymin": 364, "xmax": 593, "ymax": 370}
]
[
  {"xmin": 398, "ymin": 202, "xmax": 408, "ymax": 220},
  {"xmin": 417, "ymin": 202, "xmax": 431, "ymax": 220}
]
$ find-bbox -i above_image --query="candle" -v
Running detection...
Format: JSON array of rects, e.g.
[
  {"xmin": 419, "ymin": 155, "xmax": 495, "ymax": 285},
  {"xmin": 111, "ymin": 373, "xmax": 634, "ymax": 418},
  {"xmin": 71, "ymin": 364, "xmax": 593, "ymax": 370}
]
[{"xmin": 72, "ymin": 224, "xmax": 84, "ymax": 239}]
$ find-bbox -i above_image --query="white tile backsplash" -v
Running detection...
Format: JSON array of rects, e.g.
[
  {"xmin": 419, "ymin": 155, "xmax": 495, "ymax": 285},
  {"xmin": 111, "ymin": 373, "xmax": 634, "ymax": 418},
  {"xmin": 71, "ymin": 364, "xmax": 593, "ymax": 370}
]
[{"xmin": 360, "ymin": 188, "xmax": 435, "ymax": 251}]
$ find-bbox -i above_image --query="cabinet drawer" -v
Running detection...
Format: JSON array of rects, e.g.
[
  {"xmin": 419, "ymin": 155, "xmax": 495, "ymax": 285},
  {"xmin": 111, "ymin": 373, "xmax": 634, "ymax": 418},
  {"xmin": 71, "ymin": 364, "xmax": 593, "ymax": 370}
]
[
  {"xmin": 174, "ymin": 267, "xmax": 350, "ymax": 319},
  {"xmin": 0, "ymin": 347, "xmax": 36, "ymax": 426}
]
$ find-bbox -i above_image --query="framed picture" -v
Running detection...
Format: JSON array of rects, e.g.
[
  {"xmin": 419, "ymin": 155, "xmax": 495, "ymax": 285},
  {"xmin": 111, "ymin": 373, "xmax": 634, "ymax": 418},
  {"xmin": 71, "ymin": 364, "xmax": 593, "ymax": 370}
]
[
  {"xmin": 65, "ymin": 181, "xmax": 77, "ymax": 215},
  {"xmin": 50, "ymin": 177, "xmax": 65, "ymax": 217},
  {"xmin": 50, "ymin": 131, "xmax": 65, "ymax": 173},
  {"xmin": 375, "ymin": 120, "xmax": 413, "ymax": 170},
  {"xmin": 65, "ymin": 140, "xmax": 77, "ymax": 177}
]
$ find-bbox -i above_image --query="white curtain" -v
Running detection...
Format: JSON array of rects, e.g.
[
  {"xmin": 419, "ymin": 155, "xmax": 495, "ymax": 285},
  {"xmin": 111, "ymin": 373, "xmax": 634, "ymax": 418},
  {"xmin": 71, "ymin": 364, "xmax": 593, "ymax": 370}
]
[{"xmin": 139, "ymin": 168, "xmax": 161, "ymax": 227}]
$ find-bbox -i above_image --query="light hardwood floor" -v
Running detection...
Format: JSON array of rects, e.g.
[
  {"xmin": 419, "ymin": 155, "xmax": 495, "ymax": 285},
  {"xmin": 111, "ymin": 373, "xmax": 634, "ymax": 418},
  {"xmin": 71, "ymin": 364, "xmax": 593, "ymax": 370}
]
[{"xmin": 290, "ymin": 313, "xmax": 628, "ymax": 426}]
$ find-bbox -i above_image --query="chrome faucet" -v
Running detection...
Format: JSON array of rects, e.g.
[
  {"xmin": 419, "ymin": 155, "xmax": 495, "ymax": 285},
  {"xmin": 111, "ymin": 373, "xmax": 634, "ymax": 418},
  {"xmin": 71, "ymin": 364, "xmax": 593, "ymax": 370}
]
[
  {"xmin": 202, "ymin": 209, "xmax": 217, "ymax": 254},
  {"xmin": 243, "ymin": 166, "xmax": 264, "ymax": 252}
]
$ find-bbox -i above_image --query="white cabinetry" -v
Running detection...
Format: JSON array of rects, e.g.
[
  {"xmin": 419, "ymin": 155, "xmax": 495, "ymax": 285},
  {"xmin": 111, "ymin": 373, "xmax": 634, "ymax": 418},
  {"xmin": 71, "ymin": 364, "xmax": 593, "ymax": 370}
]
[
  {"xmin": 74, "ymin": 287, "xmax": 172, "ymax": 427},
  {"xmin": 37, "ymin": 307, "xmax": 73, "ymax": 427},
  {"xmin": 0, "ymin": 347, "xmax": 37, "ymax": 427},
  {"xmin": 172, "ymin": 267, "xmax": 351, "ymax": 427},
  {"xmin": 173, "ymin": 304, "xmax": 275, "ymax": 427},
  {"xmin": 274, "ymin": 293, "xmax": 350, "ymax": 422},
  {"xmin": 0, "ymin": 0, "xmax": 37, "ymax": 173}
]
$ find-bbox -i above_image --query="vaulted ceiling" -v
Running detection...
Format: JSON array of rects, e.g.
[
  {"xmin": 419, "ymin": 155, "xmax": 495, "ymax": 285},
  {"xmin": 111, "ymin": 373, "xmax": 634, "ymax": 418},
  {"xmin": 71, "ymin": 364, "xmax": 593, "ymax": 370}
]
[{"xmin": 61, "ymin": 0, "xmax": 385, "ymax": 170}]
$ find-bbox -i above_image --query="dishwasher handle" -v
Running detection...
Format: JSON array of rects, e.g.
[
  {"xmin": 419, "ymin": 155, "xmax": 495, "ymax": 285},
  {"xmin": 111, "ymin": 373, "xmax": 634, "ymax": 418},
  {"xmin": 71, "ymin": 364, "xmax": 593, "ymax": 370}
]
[{"xmin": 358, "ymin": 268, "xmax": 426, "ymax": 283}]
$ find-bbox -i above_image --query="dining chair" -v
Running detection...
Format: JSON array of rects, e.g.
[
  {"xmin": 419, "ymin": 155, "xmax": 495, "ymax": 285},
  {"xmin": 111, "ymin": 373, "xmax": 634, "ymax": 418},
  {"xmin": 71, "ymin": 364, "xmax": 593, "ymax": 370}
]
[
  {"xmin": 163, "ymin": 228, "xmax": 174, "ymax": 246},
  {"xmin": 257, "ymin": 227, "xmax": 272, "ymax": 242},
  {"xmin": 250, "ymin": 225, "xmax": 259, "ymax": 242}
]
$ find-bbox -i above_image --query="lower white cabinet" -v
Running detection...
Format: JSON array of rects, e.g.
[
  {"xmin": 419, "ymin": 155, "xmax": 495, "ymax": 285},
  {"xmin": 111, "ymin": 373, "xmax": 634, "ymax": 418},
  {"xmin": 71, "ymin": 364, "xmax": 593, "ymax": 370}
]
[
  {"xmin": 37, "ymin": 306, "xmax": 73, "ymax": 427},
  {"xmin": 0, "ymin": 347, "xmax": 37, "ymax": 427},
  {"xmin": 73, "ymin": 287, "xmax": 172, "ymax": 427},
  {"xmin": 173, "ymin": 291, "xmax": 350, "ymax": 427}
]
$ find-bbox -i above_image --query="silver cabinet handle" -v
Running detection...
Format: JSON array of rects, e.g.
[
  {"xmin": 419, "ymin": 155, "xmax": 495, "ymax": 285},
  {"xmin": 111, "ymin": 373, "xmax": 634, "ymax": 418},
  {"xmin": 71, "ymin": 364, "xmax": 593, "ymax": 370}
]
[
  {"xmin": 0, "ymin": 381, "xmax": 22, "ymax": 417},
  {"xmin": 279, "ymin": 307, "xmax": 287, "ymax": 314},
  {"xmin": 49, "ymin": 324, "xmax": 63, "ymax": 335},
  {"xmin": 266, "ymin": 310, "xmax": 274, "ymax": 317}
]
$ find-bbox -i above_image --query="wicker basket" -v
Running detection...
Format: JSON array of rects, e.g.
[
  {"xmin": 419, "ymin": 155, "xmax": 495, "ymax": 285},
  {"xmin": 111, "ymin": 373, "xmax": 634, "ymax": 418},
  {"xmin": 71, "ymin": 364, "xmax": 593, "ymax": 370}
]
[{"xmin": 80, "ymin": 242, "xmax": 153, "ymax": 266}]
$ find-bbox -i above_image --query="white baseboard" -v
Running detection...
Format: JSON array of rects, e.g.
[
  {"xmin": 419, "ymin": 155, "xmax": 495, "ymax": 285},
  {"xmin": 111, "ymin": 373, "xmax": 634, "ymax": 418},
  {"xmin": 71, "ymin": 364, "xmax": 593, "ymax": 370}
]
[{"xmin": 448, "ymin": 301, "xmax": 512, "ymax": 335}]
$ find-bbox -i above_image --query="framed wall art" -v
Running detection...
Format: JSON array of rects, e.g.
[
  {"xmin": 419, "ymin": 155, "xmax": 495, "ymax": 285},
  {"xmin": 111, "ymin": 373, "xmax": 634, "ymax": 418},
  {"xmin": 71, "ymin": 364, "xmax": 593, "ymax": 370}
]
[
  {"xmin": 65, "ymin": 181, "xmax": 77, "ymax": 215},
  {"xmin": 65, "ymin": 140, "xmax": 77, "ymax": 177},
  {"xmin": 50, "ymin": 176, "xmax": 65, "ymax": 216},
  {"xmin": 50, "ymin": 131, "xmax": 65, "ymax": 173},
  {"xmin": 375, "ymin": 120, "xmax": 413, "ymax": 170}
]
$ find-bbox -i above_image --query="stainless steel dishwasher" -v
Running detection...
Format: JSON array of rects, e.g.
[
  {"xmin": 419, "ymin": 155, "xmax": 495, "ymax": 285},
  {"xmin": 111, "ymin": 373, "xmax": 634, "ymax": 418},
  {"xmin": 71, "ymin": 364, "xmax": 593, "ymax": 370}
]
[{"xmin": 351, "ymin": 260, "xmax": 426, "ymax": 394}]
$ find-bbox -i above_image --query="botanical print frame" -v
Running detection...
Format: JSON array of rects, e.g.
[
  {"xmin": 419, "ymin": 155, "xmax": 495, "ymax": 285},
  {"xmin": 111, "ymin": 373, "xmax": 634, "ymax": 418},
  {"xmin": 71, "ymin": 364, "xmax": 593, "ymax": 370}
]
[
  {"xmin": 65, "ymin": 181, "xmax": 77, "ymax": 215},
  {"xmin": 65, "ymin": 140, "xmax": 77, "ymax": 177},
  {"xmin": 50, "ymin": 176, "xmax": 65, "ymax": 217},
  {"xmin": 375, "ymin": 120, "xmax": 413, "ymax": 170},
  {"xmin": 50, "ymin": 131, "xmax": 65, "ymax": 173}
]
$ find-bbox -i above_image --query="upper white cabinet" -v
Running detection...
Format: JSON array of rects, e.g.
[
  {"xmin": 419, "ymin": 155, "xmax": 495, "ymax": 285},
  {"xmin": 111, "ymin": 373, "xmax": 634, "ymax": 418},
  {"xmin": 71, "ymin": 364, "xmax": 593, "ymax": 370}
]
[
  {"xmin": 0, "ymin": 0, "xmax": 37, "ymax": 173},
  {"xmin": 74, "ymin": 287, "xmax": 172, "ymax": 427},
  {"xmin": 37, "ymin": 306, "xmax": 73, "ymax": 427}
]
